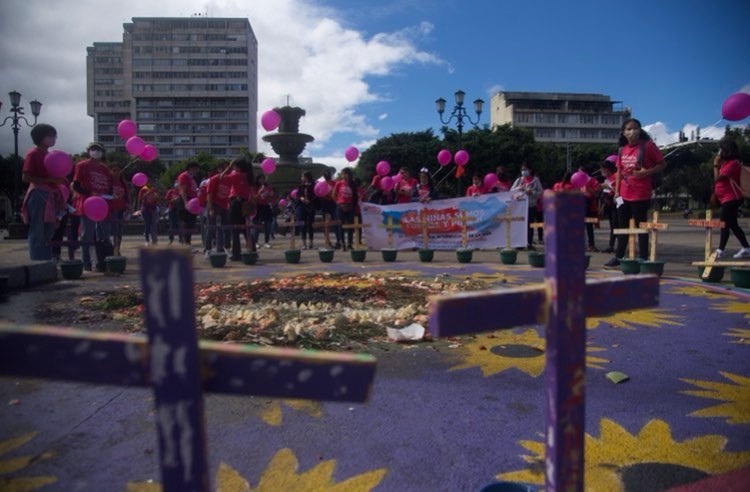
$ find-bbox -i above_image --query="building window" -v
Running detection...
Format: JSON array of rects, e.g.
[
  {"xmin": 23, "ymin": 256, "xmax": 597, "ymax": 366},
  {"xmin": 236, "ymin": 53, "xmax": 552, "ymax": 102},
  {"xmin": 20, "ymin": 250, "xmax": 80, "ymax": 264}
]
[{"xmin": 581, "ymin": 114, "xmax": 595, "ymax": 124}]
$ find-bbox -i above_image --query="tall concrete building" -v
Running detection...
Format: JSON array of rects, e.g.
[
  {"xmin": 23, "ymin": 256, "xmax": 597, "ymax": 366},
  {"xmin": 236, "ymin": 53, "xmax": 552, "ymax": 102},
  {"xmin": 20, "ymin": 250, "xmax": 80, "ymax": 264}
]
[
  {"xmin": 490, "ymin": 91, "xmax": 631, "ymax": 144},
  {"xmin": 87, "ymin": 17, "xmax": 257, "ymax": 164}
]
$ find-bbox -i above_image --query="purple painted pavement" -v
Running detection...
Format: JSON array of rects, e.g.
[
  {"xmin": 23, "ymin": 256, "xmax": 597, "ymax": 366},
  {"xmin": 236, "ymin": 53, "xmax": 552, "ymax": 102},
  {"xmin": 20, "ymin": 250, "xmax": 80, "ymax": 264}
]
[{"xmin": 1, "ymin": 260, "xmax": 749, "ymax": 490}]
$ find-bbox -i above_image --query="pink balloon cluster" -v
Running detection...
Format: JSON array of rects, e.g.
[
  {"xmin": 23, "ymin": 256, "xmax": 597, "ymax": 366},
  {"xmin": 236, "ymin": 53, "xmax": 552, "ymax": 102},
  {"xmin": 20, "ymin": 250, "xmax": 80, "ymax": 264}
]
[
  {"xmin": 83, "ymin": 196, "xmax": 109, "ymax": 222},
  {"xmin": 44, "ymin": 150, "xmax": 73, "ymax": 178},
  {"xmin": 117, "ymin": 120, "xmax": 137, "ymax": 140},
  {"xmin": 375, "ymin": 160, "xmax": 391, "ymax": 176},
  {"xmin": 117, "ymin": 119, "xmax": 159, "ymax": 161},
  {"xmin": 722, "ymin": 92, "xmax": 750, "ymax": 122},
  {"xmin": 454, "ymin": 150, "xmax": 469, "ymax": 166},
  {"xmin": 261, "ymin": 158, "xmax": 276, "ymax": 174},
  {"xmin": 380, "ymin": 176, "xmax": 394, "ymax": 191},
  {"xmin": 261, "ymin": 110, "xmax": 281, "ymax": 131},
  {"xmin": 571, "ymin": 171, "xmax": 589, "ymax": 188},
  {"xmin": 437, "ymin": 149, "xmax": 452, "ymax": 166}
]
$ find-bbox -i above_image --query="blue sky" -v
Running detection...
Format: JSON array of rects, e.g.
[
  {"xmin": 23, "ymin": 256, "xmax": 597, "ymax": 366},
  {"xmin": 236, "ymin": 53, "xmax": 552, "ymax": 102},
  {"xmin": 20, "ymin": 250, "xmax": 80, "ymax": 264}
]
[{"xmin": 0, "ymin": 0, "xmax": 748, "ymax": 166}]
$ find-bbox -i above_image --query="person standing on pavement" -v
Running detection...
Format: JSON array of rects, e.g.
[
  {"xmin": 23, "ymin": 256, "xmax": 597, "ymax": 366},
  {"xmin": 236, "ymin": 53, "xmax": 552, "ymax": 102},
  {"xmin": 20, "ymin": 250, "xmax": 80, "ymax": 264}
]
[
  {"xmin": 72, "ymin": 142, "xmax": 113, "ymax": 271},
  {"xmin": 712, "ymin": 138, "xmax": 750, "ymax": 259},
  {"xmin": 511, "ymin": 162, "xmax": 544, "ymax": 250},
  {"xmin": 20, "ymin": 123, "xmax": 64, "ymax": 261},
  {"xmin": 138, "ymin": 184, "xmax": 160, "ymax": 245},
  {"xmin": 605, "ymin": 118, "xmax": 665, "ymax": 267},
  {"xmin": 176, "ymin": 161, "xmax": 200, "ymax": 247},
  {"xmin": 599, "ymin": 159, "xmax": 619, "ymax": 253},
  {"xmin": 333, "ymin": 167, "xmax": 357, "ymax": 251},
  {"xmin": 224, "ymin": 157, "xmax": 257, "ymax": 260},
  {"xmin": 297, "ymin": 171, "xmax": 317, "ymax": 250},
  {"xmin": 108, "ymin": 161, "xmax": 130, "ymax": 257},
  {"xmin": 205, "ymin": 161, "xmax": 231, "ymax": 255},
  {"xmin": 254, "ymin": 174, "xmax": 275, "ymax": 248}
]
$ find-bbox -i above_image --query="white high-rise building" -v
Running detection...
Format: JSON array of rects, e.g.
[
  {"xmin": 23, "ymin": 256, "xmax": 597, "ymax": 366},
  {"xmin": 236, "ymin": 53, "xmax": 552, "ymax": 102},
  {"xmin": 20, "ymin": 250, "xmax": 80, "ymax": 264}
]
[{"xmin": 87, "ymin": 17, "xmax": 258, "ymax": 164}]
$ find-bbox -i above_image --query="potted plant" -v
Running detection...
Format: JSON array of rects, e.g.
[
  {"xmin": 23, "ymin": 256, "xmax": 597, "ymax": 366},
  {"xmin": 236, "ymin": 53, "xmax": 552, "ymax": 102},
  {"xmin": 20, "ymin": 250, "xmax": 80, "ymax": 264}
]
[
  {"xmin": 350, "ymin": 248, "xmax": 367, "ymax": 262},
  {"xmin": 285, "ymin": 249, "xmax": 301, "ymax": 264},
  {"xmin": 640, "ymin": 260, "xmax": 665, "ymax": 276},
  {"xmin": 730, "ymin": 268, "xmax": 750, "ymax": 288},
  {"xmin": 208, "ymin": 251, "xmax": 228, "ymax": 268},
  {"xmin": 318, "ymin": 248, "xmax": 335, "ymax": 263},
  {"xmin": 698, "ymin": 266, "xmax": 724, "ymax": 283},
  {"xmin": 381, "ymin": 248, "xmax": 398, "ymax": 262},
  {"xmin": 241, "ymin": 251, "xmax": 258, "ymax": 265},
  {"xmin": 619, "ymin": 258, "xmax": 642, "ymax": 275},
  {"xmin": 527, "ymin": 250, "xmax": 544, "ymax": 268}
]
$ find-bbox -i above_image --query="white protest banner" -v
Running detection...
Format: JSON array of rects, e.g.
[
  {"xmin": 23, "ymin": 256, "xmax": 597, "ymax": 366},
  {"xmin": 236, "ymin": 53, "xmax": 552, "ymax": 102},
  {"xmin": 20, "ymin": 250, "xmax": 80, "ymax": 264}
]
[{"xmin": 361, "ymin": 192, "xmax": 528, "ymax": 250}]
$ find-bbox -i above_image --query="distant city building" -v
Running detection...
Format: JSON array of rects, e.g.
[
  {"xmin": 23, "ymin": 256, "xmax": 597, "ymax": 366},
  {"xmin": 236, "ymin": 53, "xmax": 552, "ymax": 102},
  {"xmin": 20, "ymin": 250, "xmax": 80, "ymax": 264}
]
[
  {"xmin": 490, "ymin": 91, "xmax": 631, "ymax": 144},
  {"xmin": 87, "ymin": 17, "xmax": 258, "ymax": 164}
]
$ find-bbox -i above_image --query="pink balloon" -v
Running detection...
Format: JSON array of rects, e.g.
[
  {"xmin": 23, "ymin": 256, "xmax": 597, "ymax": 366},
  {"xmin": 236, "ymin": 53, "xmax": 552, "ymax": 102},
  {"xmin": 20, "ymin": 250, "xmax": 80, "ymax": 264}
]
[
  {"xmin": 344, "ymin": 146, "xmax": 359, "ymax": 162},
  {"xmin": 125, "ymin": 136, "xmax": 146, "ymax": 156},
  {"xmin": 131, "ymin": 172, "xmax": 148, "ymax": 187},
  {"xmin": 58, "ymin": 183, "xmax": 70, "ymax": 202},
  {"xmin": 483, "ymin": 173, "xmax": 498, "ymax": 190},
  {"xmin": 187, "ymin": 197, "xmax": 203, "ymax": 215},
  {"xmin": 391, "ymin": 173, "xmax": 401, "ymax": 184},
  {"xmin": 117, "ymin": 119, "xmax": 137, "ymax": 140},
  {"xmin": 571, "ymin": 171, "xmax": 589, "ymax": 188},
  {"xmin": 380, "ymin": 176, "xmax": 394, "ymax": 191},
  {"xmin": 605, "ymin": 154, "xmax": 618, "ymax": 163},
  {"xmin": 290, "ymin": 189, "xmax": 299, "ymax": 199},
  {"xmin": 261, "ymin": 110, "xmax": 281, "ymax": 131},
  {"xmin": 278, "ymin": 198, "xmax": 287, "ymax": 207},
  {"xmin": 437, "ymin": 149, "xmax": 452, "ymax": 166},
  {"xmin": 375, "ymin": 160, "xmax": 391, "ymax": 176},
  {"xmin": 83, "ymin": 196, "xmax": 109, "ymax": 222},
  {"xmin": 261, "ymin": 158, "xmax": 276, "ymax": 174},
  {"xmin": 139, "ymin": 145, "xmax": 158, "ymax": 162},
  {"xmin": 314, "ymin": 180, "xmax": 330, "ymax": 198},
  {"xmin": 721, "ymin": 92, "xmax": 750, "ymax": 121},
  {"xmin": 44, "ymin": 151, "xmax": 73, "ymax": 178},
  {"xmin": 454, "ymin": 150, "xmax": 469, "ymax": 166}
]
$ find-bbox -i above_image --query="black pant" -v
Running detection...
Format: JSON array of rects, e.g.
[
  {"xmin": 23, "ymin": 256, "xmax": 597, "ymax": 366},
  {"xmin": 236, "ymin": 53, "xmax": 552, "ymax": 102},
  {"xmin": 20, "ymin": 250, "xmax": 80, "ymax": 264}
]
[
  {"xmin": 615, "ymin": 199, "xmax": 650, "ymax": 259},
  {"xmin": 301, "ymin": 205, "xmax": 316, "ymax": 243},
  {"xmin": 719, "ymin": 199, "xmax": 749, "ymax": 250}
]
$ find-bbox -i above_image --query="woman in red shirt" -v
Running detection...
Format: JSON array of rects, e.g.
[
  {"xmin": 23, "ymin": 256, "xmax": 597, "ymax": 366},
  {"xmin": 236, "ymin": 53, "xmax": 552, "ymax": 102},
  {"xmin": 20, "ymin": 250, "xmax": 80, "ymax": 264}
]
[
  {"xmin": 108, "ymin": 161, "xmax": 130, "ymax": 256},
  {"xmin": 465, "ymin": 174, "xmax": 485, "ymax": 197},
  {"xmin": 605, "ymin": 118, "xmax": 666, "ymax": 267},
  {"xmin": 254, "ymin": 174, "xmax": 275, "ymax": 248},
  {"xmin": 713, "ymin": 138, "xmax": 750, "ymax": 259},
  {"xmin": 333, "ymin": 168, "xmax": 357, "ymax": 251},
  {"xmin": 223, "ymin": 157, "xmax": 256, "ymax": 260},
  {"xmin": 206, "ymin": 161, "xmax": 231, "ymax": 253},
  {"xmin": 176, "ymin": 161, "xmax": 200, "ymax": 246}
]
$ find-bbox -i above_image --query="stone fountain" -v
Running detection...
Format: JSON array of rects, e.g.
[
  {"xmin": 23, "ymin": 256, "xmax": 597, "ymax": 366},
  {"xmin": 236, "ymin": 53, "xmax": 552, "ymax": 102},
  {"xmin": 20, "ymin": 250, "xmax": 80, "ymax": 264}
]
[{"xmin": 261, "ymin": 106, "xmax": 332, "ymax": 196}]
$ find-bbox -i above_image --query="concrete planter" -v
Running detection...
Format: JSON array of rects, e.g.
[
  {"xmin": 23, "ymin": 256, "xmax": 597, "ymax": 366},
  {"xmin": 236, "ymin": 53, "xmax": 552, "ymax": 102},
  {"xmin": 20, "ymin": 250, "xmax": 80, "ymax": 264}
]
[
  {"xmin": 418, "ymin": 249, "xmax": 434, "ymax": 262},
  {"xmin": 60, "ymin": 259, "xmax": 84, "ymax": 280},
  {"xmin": 456, "ymin": 248, "xmax": 473, "ymax": 264},
  {"xmin": 285, "ymin": 249, "xmax": 301, "ymax": 264},
  {"xmin": 381, "ymin": 249, "xmax": 398, "ymax": 262},
  {"xmin": 730, "ymin": 268, "xmax": 750, "ymax": 288},
  {"xmin": 527, "ymin": 251, "xmax": 545, "ymax": 268},
  {"xmin": 499, "ymin": 248, "xmax": 518, "ymax": 265},
  {"xmin": 105, "ymin": 256, "xmax": 128, "ymax": 274}
]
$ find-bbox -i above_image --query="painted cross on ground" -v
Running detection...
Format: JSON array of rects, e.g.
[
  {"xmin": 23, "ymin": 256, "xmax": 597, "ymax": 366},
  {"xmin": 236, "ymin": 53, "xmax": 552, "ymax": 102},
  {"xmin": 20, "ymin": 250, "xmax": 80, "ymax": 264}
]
[
  {"xmin": 613, "ymin": 218, "xmax": 648, "ymax": 260},
  {"xmin": 428, "ymin": 191, "xmax": 659, "ymax": 492},
  {"xmin": 0, "ymin": 248, "xmax": 376, "ymax": 492},
  {"xmin": 639, "ymin": 211, "xmax": 669, "ymax": 262}
]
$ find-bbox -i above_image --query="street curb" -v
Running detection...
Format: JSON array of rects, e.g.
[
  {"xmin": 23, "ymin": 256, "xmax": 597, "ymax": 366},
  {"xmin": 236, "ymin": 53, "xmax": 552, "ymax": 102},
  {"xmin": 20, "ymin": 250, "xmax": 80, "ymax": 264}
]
[{"xmin": 0, "ymin": 261, "xmax": 58, "ymax": 289}]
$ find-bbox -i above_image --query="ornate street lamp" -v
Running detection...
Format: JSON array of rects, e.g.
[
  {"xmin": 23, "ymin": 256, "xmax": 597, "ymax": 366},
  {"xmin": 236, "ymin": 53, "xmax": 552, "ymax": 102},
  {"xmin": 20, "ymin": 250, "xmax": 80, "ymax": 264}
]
[
  {"xmin": 1, "ymin": 90, "xmax": 42, "ymax": 219},
  {"xmin": 435, "ymin": 89, "xmax": 483, "ymax": 195}
]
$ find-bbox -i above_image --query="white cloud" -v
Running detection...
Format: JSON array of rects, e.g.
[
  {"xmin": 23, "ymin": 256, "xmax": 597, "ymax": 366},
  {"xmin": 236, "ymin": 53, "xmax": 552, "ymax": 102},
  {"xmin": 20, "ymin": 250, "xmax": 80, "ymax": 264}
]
[
  {"xmin": 645, "ymin": 121, "xmax": 727, "ymax": 147},
  {"xmin": 378, "ymin": 113, "xmax": 388, "ymax": 121},
  {"xmin": 0, "ymin": 0, "xmax": 441, "ymax": 158}
]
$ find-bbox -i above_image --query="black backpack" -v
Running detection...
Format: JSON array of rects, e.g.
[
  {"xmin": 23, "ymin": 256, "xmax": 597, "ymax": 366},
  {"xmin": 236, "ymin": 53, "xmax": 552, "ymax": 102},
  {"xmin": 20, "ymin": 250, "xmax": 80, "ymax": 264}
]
[{"xmin": 618, "ymin": 140, "xmax": 664, "ymax": 190}]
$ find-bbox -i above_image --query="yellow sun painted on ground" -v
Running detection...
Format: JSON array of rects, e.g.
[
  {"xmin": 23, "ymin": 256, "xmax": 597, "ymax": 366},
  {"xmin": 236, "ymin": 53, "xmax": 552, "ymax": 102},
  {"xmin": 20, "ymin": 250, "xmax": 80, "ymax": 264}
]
[
  {"xmin": 498, "ymin": 418, "xmax": 750, "ymax": 491},
  {"xmin": 666, "ymin": 284, "xmax": 735, "ymax": 300},
  {"xmin": 463, "ymin": 270, "xmax": 527, "ymax": 285},
  {"xmin": 257, "ymin": 399, "xmax": 322, "ymax": 427},
  {"xmin": 725, "ymin": 328, "xmax": 750, "ymax": 345},
  {"xmin": 128, "ymin": 448, "xmax": 387, "ymax": 491},
  {"xmin": 586, "ymin": 308, "xmax": 684, "ymax": 330},
  {"xmin": 0, "ymin": 432, "xmax": 56, "ymax": 490},
  {"xmin": 449, "ymin": 328, "xmax": 609, "ymax": 378},
  {"xmin": 712, "ymin": 300, "xmax": 750, "ymax": 319},
  {"xmin": 681, "ymin": 371, "xmax": 750, "ymax": 425}
]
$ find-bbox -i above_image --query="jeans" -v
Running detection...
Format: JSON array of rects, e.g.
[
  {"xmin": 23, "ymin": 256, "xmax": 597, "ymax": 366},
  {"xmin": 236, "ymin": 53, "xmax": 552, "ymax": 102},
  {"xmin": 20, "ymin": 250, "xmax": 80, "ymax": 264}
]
[
  {"xmin": 142, "ymin": 207, "xmax": 158, "ymax": 244},
  {"xmin": 80, "ymin": 215, "xmax": 111, "ymax": 268},
  {"xmin": 168, "ymin": 208, "xmax": 180, "ymax": 243},
  {"xmin": 26, "ymin": 188, "xmax": 55, "ymax": 261}
]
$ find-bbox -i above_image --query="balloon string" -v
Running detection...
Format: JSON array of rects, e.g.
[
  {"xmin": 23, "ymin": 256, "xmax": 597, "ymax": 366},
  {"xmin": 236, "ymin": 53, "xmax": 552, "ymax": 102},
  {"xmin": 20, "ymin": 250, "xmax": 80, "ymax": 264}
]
[{"xmin": 121, "ymin": 157, "xmax": 140, "ymax": 173}]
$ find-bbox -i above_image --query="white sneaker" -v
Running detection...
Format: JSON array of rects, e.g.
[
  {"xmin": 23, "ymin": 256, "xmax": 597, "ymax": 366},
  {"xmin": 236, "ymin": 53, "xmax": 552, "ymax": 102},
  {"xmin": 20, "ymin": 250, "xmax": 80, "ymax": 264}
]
[
  {"xmin": 715, "ymin": 249, "xmax": 724, "ymax": 259},
  {"xmin": 264, "ymin": 243, "xmax": 271, "ymax": 249},
  {"xmin": 733, "ymin": 247, "xmax": 750, "ymax": 259},
  {"xmin": 204, "ymin": 250, "xmax": 212, "ymax": 258}
]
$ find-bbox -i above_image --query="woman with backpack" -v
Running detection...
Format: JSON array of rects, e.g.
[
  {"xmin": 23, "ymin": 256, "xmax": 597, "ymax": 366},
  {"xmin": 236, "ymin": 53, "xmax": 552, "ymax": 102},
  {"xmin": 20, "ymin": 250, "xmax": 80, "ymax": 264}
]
[
  {"xmin": 604, "ymin": 118, "xmax": 665, "ymax": 267},
  {"xmin": 712, "ymin": 138, "xmax": 750, "ymax": 259}
]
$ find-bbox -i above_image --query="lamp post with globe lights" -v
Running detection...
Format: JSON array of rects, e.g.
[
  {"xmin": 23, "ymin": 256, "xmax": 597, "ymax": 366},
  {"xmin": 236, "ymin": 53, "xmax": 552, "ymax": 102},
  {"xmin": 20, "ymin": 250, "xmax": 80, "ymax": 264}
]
[
  {"xmin": 435, "ymin": 90, "xmax": 483, "ymax": 196},
  {"xmin": 0, "ymin": 90, "xmax": 42, "ymax": 220}
]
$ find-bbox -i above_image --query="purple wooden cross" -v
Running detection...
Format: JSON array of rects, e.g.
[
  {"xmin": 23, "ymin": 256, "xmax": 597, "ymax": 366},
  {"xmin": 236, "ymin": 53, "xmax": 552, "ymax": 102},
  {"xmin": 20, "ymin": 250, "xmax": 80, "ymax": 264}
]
[
  {"xmin": 429, "ymin": 192, "xmax": 659, "ymax": 492},
  {"xmin": 0, "ymin": 248, "xmax": 376, "ymax": 492}
]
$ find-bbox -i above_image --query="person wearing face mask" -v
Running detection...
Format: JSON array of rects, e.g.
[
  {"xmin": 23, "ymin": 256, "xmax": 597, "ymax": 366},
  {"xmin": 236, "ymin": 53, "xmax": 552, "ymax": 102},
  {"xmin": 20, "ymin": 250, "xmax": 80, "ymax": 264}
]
[
  {"xmin": 511, "ymin": 162, "xmax": 544, "ymax": 249},
  {"xmin": 599, "ymin": 158, "xmax": 619, "ymax": 253},
  {"xmin": 712, "ymin": 138, "xmax": 750, "ymax": 259},
  {"xmin": 72, "ymin": 142, "xmax": 113, "ymax": 272},
  {"xmin": 604, "ymin": 118, "xmax": 665, "ymax": 268}
]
